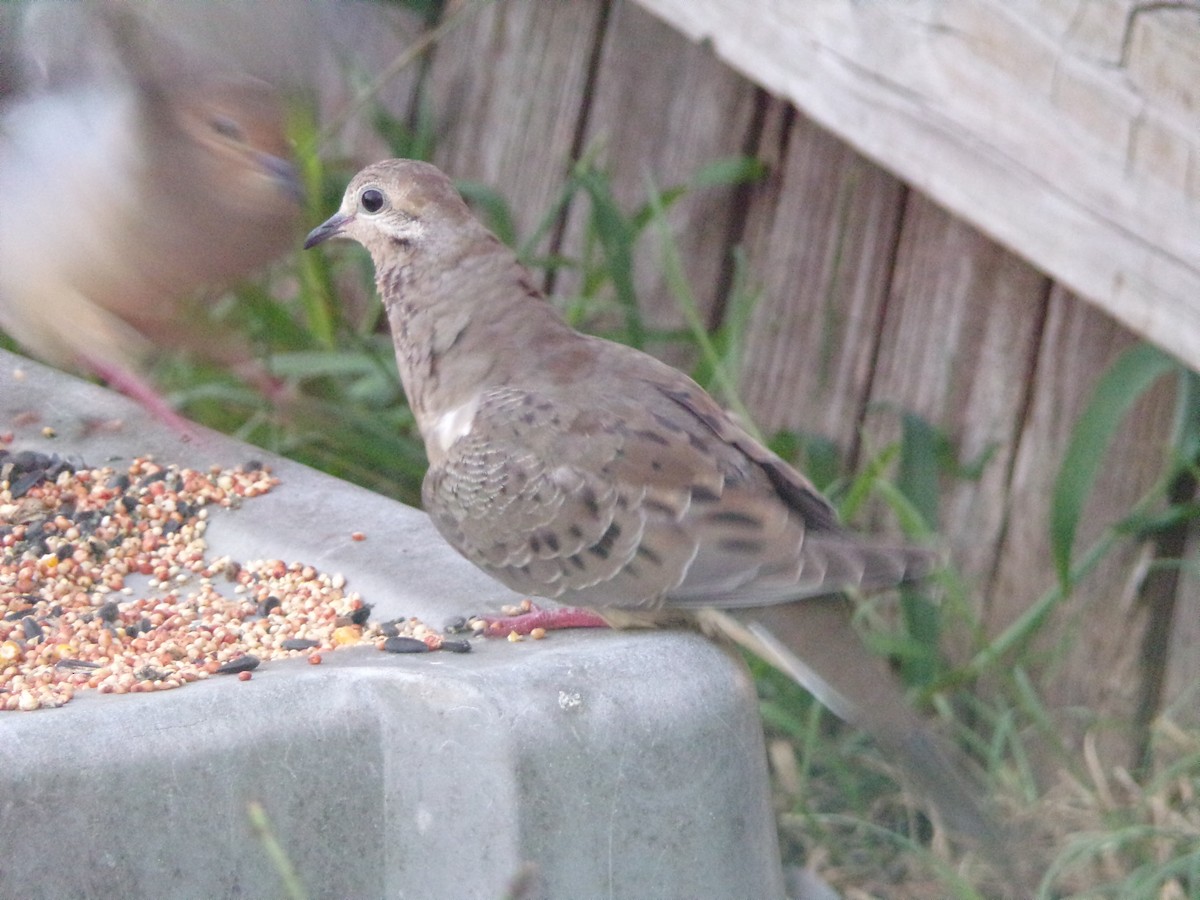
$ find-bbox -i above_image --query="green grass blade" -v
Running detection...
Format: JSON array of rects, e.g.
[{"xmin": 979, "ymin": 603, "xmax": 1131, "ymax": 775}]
[
  {"xmin": 291, "ymin": 111, "xmax": 339, "ymax": 348},
  {"xmin": 688, "ymin": 155, "xmax": 768, "ymax": 189},
  {"xmin": 1050, "ymin": 343, "xmax": 1178, "ymax": 588},
  {"xmin": 454, "ymin": 180, "xmax": 519, "ymax": 248},
  {"xmin": 579, "ymin": 170, "xmax": 645, "ymax": 347},
  {"xmin": 642, "ymin": 173, "xmax": 759, "ymax": 431},
  {"xmin": 870, "ymin": 479, "xmax": 935, "ymax": 540},
  {"xmin": 1171, "ymin": 367, "xmax": 1200, "ymax": 465},
  {"xmin": 247, "ymin": 801, "xmax": 309, "ymax": 900},
  {"xmin": 838, "ymin": 443, "xmax": 899, "ymax": 522},
  {"xmin": 898, "ymin": 412, "xmax": 941, "ymax": 531}
]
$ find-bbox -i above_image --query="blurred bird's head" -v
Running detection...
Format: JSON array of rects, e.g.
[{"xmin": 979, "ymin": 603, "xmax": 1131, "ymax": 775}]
[
  {"xmin": 175, "ymin": 76, "xmax": 303, "ymax": 213},
  {"xmin": 303, "ymin": 159, "xmax": 480, "ymax": 264},
  {"xmin": 94, "ymin": 2, "xmax": 302, "ymax": 225}
]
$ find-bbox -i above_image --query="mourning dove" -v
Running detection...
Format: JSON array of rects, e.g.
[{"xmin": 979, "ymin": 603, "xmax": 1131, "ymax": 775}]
[
  {"xmin": 0, "ymin": 2, "xmax": 301, "ymax": 429},
  {"xmin": 305, "ymin": 159, "xmax": 1009, "ymax": 861}
]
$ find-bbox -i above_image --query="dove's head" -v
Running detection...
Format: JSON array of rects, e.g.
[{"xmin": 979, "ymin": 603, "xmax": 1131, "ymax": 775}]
[
  {"xmin": 303, "ymin": 159, "xmax": 478, "ymax": 262},
  {"xmin": 178, "ymin": 76, "xmax": 304, "ymax": 213}
]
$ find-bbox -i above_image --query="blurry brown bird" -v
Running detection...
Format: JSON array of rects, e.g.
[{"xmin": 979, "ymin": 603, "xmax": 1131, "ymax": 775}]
[
  {"xmin": 305, "ymin": 159, "xmax": 1009, "ymax": 858},
  {"xmin": 0, "ymin": 2, "xmax": 301, "ymax": 429}
]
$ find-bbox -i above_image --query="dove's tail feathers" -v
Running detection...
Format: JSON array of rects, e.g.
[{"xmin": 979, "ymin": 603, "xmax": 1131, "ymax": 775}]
[
  {"xmin": 664, "ymin": 534, "xmax": 941, "ymax": 610},
  {"xmin": 812, "ymin": 535, "xmax": 942, "ymax": 593},
  {"xmin": 706, "ymin": 600, "xmax": 1022, "ymax": 883}
]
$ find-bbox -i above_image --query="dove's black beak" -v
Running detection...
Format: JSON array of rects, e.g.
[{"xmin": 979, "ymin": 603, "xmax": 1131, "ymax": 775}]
[{"xmin": 304, "ymin": 212, "xmax": 352, "ymax": 249}]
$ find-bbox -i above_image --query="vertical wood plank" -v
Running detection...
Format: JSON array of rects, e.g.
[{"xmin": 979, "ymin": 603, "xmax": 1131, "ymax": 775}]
[
  {"xmin": 986, "ymin": 288, "xmax": 1179, "ymax": 760},
  {"xmin": 737, "ymin": 102, "xmax": 905, "ymax": 450},
  {"xmin": 861, "ymin": 195, "xmax": 1050, "ymax": 585},
  {"xmin": 320, "ymin": 2, "xmax": 428, "ymax": 162},
  {"xmin": 423, "ymin": 0, "xmax": 606, "ymax": 239},
  {"xmin": 556, "ymin": 0, "xmax": 760, "ymax": 349},
  {"xmin": 1164, "ymin": 530, "xmax": 1200, "ymax": 727}
]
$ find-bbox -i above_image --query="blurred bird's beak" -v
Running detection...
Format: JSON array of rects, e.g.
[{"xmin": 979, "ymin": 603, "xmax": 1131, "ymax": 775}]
[
  {"xmin": 304, "ymin": 212, "xmax": 352, "ymax": 249},
  {"xmin": 259, "ymin": 153, "xmax": 304, "ymax": 205}
]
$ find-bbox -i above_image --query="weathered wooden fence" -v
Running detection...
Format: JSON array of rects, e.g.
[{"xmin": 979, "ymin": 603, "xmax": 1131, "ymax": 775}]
[{"xmin": 394, "ymin": 0, "xmax": 1198, "ymax": 763}]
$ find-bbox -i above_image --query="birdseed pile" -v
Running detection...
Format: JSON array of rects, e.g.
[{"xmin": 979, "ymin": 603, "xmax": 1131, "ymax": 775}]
[{"xmin": 0, "ymin": 449, "xmax": 466, "ymax": 711}]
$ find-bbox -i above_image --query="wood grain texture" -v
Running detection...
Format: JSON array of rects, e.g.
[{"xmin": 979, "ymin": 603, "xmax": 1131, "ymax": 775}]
[
  {"xmin": 1165, "ymin": 530, "xmax": 1200, "ymax": 727},
  {"xmin": 555, "ymin": 0, "xmax": 760, "ymax": 350},
  {"xmin": 986, "ymin": 287, "xmax": 1178, "ymax": 761},
  {"xmin": 423, "ymin": 0, "xmax": 605, "ymax": 242},
  {"xmin": 629, "ymin": 0, "xmax": 1200, "ymax": 372},
  {"xmin": 320, "ymin": 1, "xmax": 428, "ymax": 163},
  {"xmin": 860, "ymin": 195, "xmax": 1049, "ymax": 592},
  {"xmin": 737, "ymin": 101, "xmax": 904, "ymax": 450}
]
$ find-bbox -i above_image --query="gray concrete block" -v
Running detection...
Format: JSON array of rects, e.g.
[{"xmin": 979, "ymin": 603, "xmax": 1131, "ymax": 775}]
[{"xmin": 0, "ymin": 350, "xmax": 786, "ymax": 900}]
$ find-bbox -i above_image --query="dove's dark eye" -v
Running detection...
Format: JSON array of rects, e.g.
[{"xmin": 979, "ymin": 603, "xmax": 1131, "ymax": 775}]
[
  {"xmin": 209, "ymin": 115, "xmax": 245, "ymax": 142},
  {"xmin": 360, "ymin": 189, "xmax": 385, "ymax": 213}
]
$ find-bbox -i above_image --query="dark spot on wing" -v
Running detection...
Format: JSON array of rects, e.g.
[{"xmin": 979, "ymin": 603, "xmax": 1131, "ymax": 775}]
[
  {"xmin": 518, "ymin": 273, "xmax": 542, "ymax": 298},
  {"xmin": 651, "ymin": 412, "xmax": 685, "ymax": 433},
  {"xmin": 643, "ymin": 498, "xmax": 679, "ymax": 517},
  {"xmin": 759, "ymin": 460, "xmax": 843, "ymax": 532},
  {"xmin": 718, "ymin": 538, "xmax": 764, "ymax": 555},
  {"xmin": 589, "ymin": 522, "xmax": 622, "ymax": 560},
  {"xmin": 581, "ymin": 487, "xmax": 601, "ymax": 518},
  {"xmin": 635, "ymin": 544, "xmax": 663, "ymax": 566},
  {"xmin": 634, "ymin": 429, "xmax": 670, "ymax": 446},
  {"xmin": 706, "ymin": 511, "xmax": 761, "ymax": 528}
]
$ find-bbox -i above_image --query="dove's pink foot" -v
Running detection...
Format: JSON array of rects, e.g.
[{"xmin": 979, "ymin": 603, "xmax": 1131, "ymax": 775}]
[
  {"xmin": 480, "ymin": 602, "xmax": 608, "ymax": 636},
  {"xmin": 87, "ymin": 357, "xmax": 199, "ymax": 440}
]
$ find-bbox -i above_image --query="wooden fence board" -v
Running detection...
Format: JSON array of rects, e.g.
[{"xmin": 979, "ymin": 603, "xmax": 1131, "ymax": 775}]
[
  {"xmin": 555, "ymin": 0, "xmax": 760, "ymax": 352},
  {"xmin": 985, "ymin": 288, "xmax": 1179, "ymax": 762},
  {"xmin": 320, "ymin": 2, "xmax": 428, "ymax": 163},
  {"xmin": 1166, "ymin": 535, "xmax": 1200, "ymax": 727},
  {"xmin": 737, "ymin": 101, "xmax": 904, "ymax": 451},
  {"xmin": 860, "ymin": 195, "xmax": 1050, "ymax": 598},
  {"xmin": 424, "ymin": 0, "xmax": 605, "ymax": 244}
]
